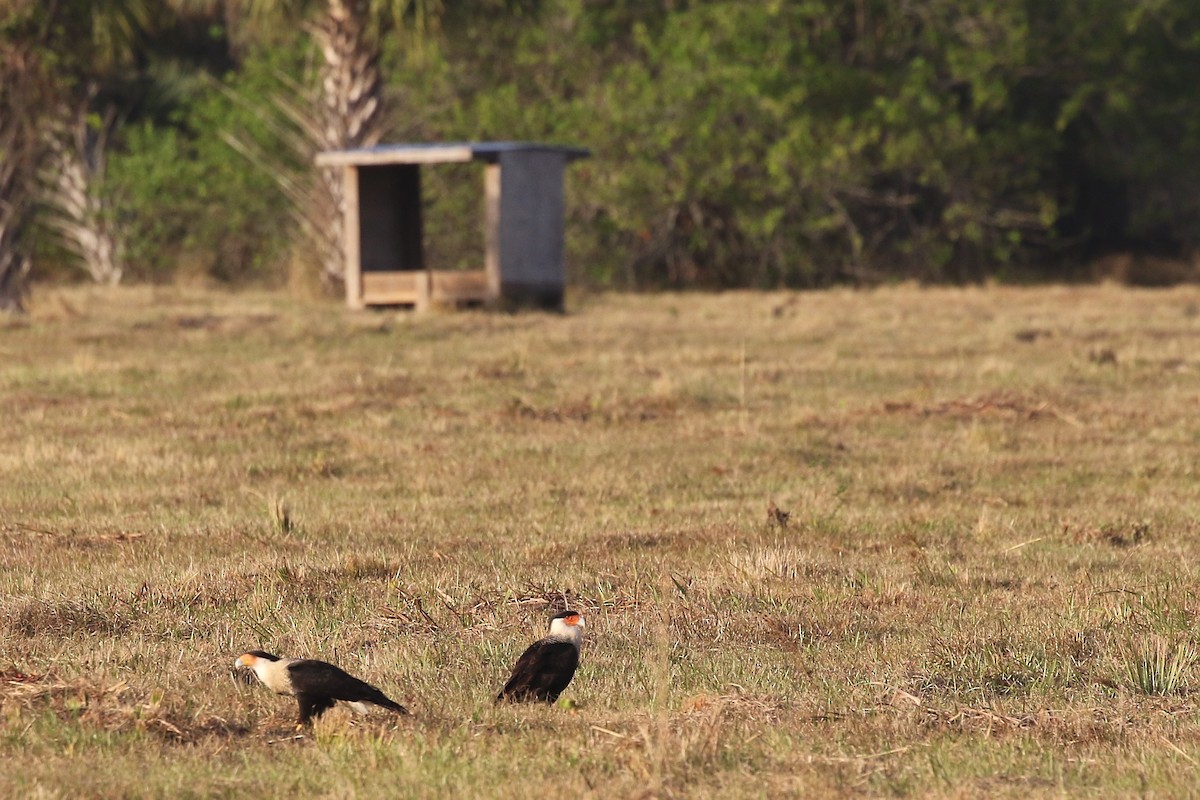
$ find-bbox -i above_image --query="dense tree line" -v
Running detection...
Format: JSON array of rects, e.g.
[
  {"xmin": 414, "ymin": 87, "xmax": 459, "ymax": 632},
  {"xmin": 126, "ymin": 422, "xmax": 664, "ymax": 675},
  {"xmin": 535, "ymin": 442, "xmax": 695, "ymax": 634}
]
[{"xmin": 2, "ymin": 0, "xmax": 1198, "ymax": 307}]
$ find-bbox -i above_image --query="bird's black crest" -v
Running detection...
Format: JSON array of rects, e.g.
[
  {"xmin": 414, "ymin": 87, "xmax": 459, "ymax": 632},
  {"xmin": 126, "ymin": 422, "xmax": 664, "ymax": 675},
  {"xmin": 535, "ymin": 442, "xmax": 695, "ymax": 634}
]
[
  {"xmin": 552, "ymin": 610, "xmax": 580, "ymax": 620},
  {"xmin": 245, "ymin": 650, "xmax": 280, "ymax": 661}
]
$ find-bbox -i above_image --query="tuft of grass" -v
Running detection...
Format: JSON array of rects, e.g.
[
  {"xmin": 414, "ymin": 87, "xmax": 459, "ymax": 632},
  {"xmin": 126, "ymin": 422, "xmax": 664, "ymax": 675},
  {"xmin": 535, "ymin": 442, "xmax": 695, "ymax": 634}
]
[
  {"xmin": 1123, "ymin": 636, "xmax": 1196, "ymax": 696},
  {"xmin": 270, "ymin": 496, "xmax": 293, "ymax": 535}
]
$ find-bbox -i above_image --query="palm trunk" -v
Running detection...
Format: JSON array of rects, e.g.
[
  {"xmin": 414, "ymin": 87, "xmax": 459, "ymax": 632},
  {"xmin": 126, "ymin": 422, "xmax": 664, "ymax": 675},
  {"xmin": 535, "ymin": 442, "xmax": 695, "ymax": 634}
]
[
  {"xmin": 0, "ymin": 35, "xmax": 41, "ymax": 313},
  {"xmin": 0, "ymin": 90, "xmax": 35, "ymax": 312},
  {"xmin": 0, "ymin": 179, "xmax": 32, "ymax": 313},
  {"xmin": 309, "ymin": 0, "xmax": 385, "ymax": 285}
]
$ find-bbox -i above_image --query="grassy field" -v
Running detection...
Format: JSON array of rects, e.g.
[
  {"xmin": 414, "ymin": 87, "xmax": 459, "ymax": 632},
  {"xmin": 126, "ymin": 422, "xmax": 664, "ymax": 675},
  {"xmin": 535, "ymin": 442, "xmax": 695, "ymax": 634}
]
[{"xmin": 3, "ymin": 283, "xmax": 1200, "ymax": 798}]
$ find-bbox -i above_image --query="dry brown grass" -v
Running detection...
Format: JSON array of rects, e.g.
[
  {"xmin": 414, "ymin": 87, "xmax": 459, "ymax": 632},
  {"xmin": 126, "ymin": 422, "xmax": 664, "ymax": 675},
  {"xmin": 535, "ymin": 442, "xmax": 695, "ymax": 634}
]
[{"xmin": 3, "ymin": 283, "xmax": 1200, "ymax": 797}]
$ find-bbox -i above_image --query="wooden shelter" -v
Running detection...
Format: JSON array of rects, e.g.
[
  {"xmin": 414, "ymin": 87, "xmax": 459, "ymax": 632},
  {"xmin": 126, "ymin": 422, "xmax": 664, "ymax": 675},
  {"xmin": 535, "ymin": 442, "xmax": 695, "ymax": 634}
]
[{"xmin": 315, "ymin": 142, "xmax": 590, "ymax": 310}]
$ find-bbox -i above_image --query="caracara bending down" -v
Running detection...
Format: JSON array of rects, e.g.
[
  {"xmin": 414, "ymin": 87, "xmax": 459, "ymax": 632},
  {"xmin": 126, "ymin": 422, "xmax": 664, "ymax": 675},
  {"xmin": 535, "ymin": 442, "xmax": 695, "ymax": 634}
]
[
  {"xmin": 234, "ymin": 651, "xmax": 408, "ymax": 725},
  {"xmin": 496, "ymin": 610, "xmax": 586, "ymax": 704}
]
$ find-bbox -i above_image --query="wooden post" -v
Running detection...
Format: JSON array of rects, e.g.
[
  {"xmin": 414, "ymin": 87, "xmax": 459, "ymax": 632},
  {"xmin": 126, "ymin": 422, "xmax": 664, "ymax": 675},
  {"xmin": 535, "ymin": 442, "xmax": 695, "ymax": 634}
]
[
  {"xmin": 415, "ymin": 270, "xmax": 432, "ymax": 313},
  {"xmin": 342, "ymin": 165, "xmax": 363, "ymax": 309},
  {"xmin": 484, "ymin": 163, "xmax": 502, "ymax": 303}
]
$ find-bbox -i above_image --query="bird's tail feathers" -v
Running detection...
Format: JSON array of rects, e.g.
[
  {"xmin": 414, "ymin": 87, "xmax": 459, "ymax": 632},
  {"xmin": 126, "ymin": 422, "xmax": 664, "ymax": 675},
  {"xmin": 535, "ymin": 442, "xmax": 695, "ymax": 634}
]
[{"xmin": 375, "ymin": 696, "xmax": 409, "ymax": 715}]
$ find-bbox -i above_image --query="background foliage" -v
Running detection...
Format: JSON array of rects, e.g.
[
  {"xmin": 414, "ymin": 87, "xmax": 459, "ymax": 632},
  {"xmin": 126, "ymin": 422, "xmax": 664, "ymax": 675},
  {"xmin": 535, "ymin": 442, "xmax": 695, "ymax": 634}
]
[{"xmin": 4, "ymin": 0, "xmax": 1200, "ymax": 293}]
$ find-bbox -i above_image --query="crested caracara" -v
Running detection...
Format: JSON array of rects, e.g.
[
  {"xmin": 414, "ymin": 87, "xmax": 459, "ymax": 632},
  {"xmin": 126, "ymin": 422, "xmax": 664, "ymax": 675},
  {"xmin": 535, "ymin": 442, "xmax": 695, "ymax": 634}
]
[
  {"xmin": 234, "ymin": 650, "xmax": 408, "ymax": 725},
  {"xmin": 496, "ymin": 610, "xmax": 585, "ymax": 704}
]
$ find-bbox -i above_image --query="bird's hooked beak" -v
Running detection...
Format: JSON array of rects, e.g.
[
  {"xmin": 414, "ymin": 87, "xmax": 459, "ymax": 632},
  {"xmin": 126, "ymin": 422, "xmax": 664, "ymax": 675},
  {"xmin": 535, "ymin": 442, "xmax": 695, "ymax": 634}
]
[{"xmin": 232, "ymin": 654, "xmax": 259, "ymax": 685}]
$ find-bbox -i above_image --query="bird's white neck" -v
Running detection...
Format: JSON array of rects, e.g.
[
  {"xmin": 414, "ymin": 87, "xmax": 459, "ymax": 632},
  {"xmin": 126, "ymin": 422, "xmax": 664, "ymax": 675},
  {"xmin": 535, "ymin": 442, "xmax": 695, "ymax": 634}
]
[
  {"xmin": 253, "ymin": 658, "xmax": 297, "ymax": 695},
  {"xmin": 547, "ymin": 618, "xmax": 585, "ymax": 648}
]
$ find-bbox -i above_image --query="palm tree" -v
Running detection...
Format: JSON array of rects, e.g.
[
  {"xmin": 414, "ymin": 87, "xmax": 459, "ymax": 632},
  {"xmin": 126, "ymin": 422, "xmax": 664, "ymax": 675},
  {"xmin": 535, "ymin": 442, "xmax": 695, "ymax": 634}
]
[
  {"xmin": 181, "ymin": 0, "xmax": 442, "ymax": 285},
  {"xmin": 2, "ymin": 0, "xmax": 441, "ymax": 304},
  {"xmin": 0, "ymin": 0, "xmax": 155, "ymax": 307}
]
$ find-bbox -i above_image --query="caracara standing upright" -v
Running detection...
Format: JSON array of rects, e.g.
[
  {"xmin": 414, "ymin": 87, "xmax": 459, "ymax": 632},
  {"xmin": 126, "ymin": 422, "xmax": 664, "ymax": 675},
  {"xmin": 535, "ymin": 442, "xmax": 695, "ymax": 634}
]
[
  {"xmin": 496, "ymin": 610, "xmax": 586, "ymax": 704},
  {"xmin": 234, "ymin": 650, "xmax": 408, "ymax": 725}
]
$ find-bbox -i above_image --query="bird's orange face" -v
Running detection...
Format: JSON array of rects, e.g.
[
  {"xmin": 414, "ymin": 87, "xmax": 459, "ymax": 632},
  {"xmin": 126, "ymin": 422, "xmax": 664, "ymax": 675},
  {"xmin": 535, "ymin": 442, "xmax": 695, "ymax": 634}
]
[
  {"xmin": 563, "ymin": 613, "xmax": 583, "ymax": 628},
  {"xmin": 235, "ymin": 653, "xmax": 258, "ymax": 668}
]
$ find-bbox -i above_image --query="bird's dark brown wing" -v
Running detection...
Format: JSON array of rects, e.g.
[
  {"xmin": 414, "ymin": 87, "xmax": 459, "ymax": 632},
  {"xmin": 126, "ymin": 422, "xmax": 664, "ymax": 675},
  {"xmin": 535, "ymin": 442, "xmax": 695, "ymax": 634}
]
[
  {"xmin": 496, "ymin": 639, "xmax": 579, "ymax": 703},
  {"xmin": 287, "ymin": 660, "xmax": 407, "ymax": 715}
]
